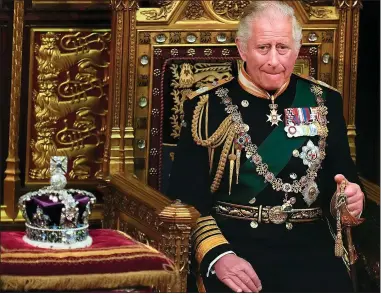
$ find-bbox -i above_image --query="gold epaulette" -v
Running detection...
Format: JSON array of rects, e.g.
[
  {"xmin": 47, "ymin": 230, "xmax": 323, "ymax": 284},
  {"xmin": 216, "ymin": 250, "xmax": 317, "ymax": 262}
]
[
  {"xmin": 187, "ymin": 77, "xmax": 234, "ymax": 100},
  {"xmin": 296, "ymin": 74, "xmax": 340, "ymax": 93}
]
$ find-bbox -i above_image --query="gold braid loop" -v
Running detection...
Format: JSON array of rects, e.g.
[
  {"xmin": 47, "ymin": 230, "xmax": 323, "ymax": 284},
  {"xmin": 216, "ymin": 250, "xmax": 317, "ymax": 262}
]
[
  {"xmin": 210, "ymin": 125, "xmax": 236, "ymax": 193},
  {"xmin": 191, "ymin": 94, "xmax": 237, "ymax": 193},
  {"xmin": 191, "ymin": 94, "xmax": 233, "ymax": 148}
]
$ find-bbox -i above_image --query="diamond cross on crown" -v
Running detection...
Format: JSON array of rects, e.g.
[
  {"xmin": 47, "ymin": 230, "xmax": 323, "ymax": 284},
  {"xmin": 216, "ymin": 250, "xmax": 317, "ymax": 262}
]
[
  {"xmin": 50, "ymin": 156, "xmax": 68, "ymax": 175},
  {"xmin": 49, "ymin": 156, "xmax": 68, "ymax": 190}
]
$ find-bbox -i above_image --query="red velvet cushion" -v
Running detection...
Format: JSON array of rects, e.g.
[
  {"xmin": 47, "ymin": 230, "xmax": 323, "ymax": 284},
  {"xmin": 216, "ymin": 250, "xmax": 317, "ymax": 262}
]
[{"xmin": 0, "ymin": 229, "xmax": 177, "ymax": 291}]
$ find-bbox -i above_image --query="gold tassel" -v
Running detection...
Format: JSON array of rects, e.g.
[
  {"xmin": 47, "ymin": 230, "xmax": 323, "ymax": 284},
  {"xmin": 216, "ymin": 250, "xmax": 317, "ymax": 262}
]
[
  {"xmin": 236, "ymin": 148, "xmax": 241, "ymax": 184},
  {"xmin": 228, "ymin": 144, "xmax": 236, "ymax": 195},
  {"xmin": 335, "ymin": 233, "xmax": 344, "ymax": 257},
  {"xmin": 209, "ymin": 148, "xmax": 214, "ymax": 175},
  {"xmin": 192, "ymin": 94, "xmax": 237, "ymax": 192},
  {"xmin": 334, "ymin": 180, "xmax": 347, "ymax": 257},
  {"xmin": 335, "ymin": 209, "xmax": 344, "ymax": 257},
  {"xmin": 210, "ymin": 125, "xmax": 235, "ymax": 193}
]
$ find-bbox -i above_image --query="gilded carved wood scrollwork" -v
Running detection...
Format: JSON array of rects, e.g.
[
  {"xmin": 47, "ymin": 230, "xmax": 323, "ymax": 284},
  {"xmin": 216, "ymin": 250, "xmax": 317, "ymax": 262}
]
[
  {"xmin": 335, "ymin": 0, "xmax": 362, "ymax": 161},
  {"xmin": 337, "ymin": 9, "xmax": 346, "ymax": 94},
  {"xmin": 119, "ymin": 221, "xmax": 156, "ymax": 247},
  {"xmin": 180, "ymin": 1, "xmax": 208, "ymax": 21},
  {"xmin": 140, "ymin": 1, "xmax": 175, "ymax": 20},
  {"xmin": 210, "ymin": 0, "xmax": 250, "ymax": 21},
  {"xmin": 127, "ymin": 6, "xmax": 138, "ymax": 128},
  {"xmin": 101, "ymin": 174, "xmax": 199, "ymax": 292},
  {"xmin": 335, "ymin": 0, "xmax": 363, "ymax": 9},
  {"xmin": 3, "ymin": 0, "xmax": 24, "ymax": 219},
  {"xmin": 104, "ymin": 0, "xmax": 139, "ymax": 176},
  {"xmin": 110, "ymin": 0, "xmax": 128, "ymax": 11},
  {"xmin": 302, "ymin": 2, "xmax": 335, "ymax": 18},
  {"xmin": 350, "ymin": 8, "xmax": 360, "ymax": 125},
  {"xmin": 160, "ymin": 223, "xmax": 192, "ymax": 292}
]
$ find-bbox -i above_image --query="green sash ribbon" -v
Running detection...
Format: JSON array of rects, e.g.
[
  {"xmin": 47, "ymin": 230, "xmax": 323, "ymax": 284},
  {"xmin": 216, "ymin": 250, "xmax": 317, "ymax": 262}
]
[{"xmin": 238, "ymin": 79, "xmax": 325, "ymax": 198}]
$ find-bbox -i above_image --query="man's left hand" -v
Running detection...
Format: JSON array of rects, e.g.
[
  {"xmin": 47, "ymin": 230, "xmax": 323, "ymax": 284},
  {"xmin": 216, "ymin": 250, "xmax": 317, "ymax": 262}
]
[{"xmin": 334, "ymin": 174, "xmax": 364, "ymax": 217}]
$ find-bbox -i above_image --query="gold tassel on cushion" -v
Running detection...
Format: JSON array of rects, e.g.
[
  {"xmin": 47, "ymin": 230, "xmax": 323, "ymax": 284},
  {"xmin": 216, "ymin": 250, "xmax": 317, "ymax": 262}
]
[{"xmin": 1, "ymin": 270, "xmax": 179, "ymax": 292}]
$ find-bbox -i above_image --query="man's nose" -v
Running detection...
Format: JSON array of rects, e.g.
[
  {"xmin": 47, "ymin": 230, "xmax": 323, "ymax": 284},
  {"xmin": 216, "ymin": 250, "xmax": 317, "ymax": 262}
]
[{"xmin": 267, "ymin": 48, "xmax": 280, "ymax": 67}]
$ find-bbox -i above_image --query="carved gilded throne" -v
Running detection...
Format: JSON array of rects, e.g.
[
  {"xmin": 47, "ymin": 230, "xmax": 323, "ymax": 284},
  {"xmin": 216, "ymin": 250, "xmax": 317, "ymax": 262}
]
[
  {"xmin": 100, "ymin": 0, "xmax": 378, "ymax": 292},
  {"xmin": 1, "ymin": 0, "xmax": 377, "ymax": 292}
]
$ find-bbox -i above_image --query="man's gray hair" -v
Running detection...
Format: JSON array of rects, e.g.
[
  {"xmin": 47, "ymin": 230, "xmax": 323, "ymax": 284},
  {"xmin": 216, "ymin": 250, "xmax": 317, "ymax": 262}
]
[{"xmin": 237, "ymin": 1, "xmax": 303, "ymax": 51}]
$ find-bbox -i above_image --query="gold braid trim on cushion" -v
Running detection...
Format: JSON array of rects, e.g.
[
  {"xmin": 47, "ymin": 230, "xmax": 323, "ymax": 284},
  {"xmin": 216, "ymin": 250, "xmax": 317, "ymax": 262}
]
[
  {"xmin": 195, "ymin": 235, "xmax": 229, "ymax": 265},
  {"xmin": 1, "ymin": 270, "xmax": 179, "ymax": 292},
  {"xmin": 191, "ymin": 94, "xmax": 237, "ymax": 193},
  {"xmin": 3, "ymin": 253, "xmax": 165, "ymax": 264},
  {"xmin": 1, "ymin": 247, "xmax": 157, "ymax": 259}
]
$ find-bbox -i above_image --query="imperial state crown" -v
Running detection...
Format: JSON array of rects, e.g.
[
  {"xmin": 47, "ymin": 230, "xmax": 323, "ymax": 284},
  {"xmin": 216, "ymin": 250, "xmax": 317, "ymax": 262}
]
[{"xmin": 18, "ymin": 156, "xmax": 96, "ymax": 249}]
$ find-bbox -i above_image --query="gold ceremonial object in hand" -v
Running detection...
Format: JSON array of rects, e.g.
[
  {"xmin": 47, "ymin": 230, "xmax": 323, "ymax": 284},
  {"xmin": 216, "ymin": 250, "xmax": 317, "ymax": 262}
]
[
  {"xmin": 331, "ymin": 180, "xmax": 365, "ymax": 259},
  {"xmin": 331, "ymin": 180, "xmax": 365, "ymax": 292}
]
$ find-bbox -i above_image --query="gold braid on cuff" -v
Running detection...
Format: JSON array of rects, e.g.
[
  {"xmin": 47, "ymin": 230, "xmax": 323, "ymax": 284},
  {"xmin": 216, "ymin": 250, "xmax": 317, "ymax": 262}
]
[
  {"xmin": 192, "ymin": 216, "xmax": 229, "ymax": 265},
  {"xmin": 195, "ymin": 235, "xmax": 229, "ymax": 265}
]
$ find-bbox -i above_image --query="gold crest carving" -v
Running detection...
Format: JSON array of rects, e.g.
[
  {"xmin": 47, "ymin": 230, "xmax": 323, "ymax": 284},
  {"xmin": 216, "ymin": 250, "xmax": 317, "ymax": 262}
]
[
  {"xmin": 28, "ymin": 30, "xmax": 111, "ymax": 182},
  {"xmin": 180, "ymin": 1, "xmax": 209, "ymax": 21},
  {"xmin": 140, "ymin": 1, "xmax": 176, "ymax": 20},
  {"xmin": 169, "ymin": 62, "xmax": 233, "ymax": 139},
  {"xmin": 211, "ymin": 0, "xmax": 250, "ymax": 21}
]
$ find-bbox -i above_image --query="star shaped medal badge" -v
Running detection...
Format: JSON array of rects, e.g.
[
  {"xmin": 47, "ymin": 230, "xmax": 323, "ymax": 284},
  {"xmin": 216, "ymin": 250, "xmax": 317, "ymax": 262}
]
[
  {"xmin": 267, "ymin": 109, "xmax": 282, "ymax": 126},
  {"xmin": 266, "ymin": 96, "xmax": 282, "ymax": 126}
]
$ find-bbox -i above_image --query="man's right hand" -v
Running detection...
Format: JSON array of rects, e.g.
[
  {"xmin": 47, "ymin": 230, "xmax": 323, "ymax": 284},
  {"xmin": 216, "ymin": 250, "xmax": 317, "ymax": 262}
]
[{"xmin": 214, "ymin": 253, "xmax": 262, "ymax": 293}]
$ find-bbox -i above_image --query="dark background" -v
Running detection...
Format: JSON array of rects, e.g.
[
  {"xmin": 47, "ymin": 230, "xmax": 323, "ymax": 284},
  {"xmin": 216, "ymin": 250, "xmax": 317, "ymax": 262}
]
[{"xmin": 355, "ymin": 0, "xmax": 380, "ymax": 185}]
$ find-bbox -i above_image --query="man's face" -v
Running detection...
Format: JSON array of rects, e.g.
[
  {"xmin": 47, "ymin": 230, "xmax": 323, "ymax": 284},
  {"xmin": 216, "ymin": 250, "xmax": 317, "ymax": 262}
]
[{"xmin": 236, "ymin": 12, "xmax": 299, "ymax": 91}]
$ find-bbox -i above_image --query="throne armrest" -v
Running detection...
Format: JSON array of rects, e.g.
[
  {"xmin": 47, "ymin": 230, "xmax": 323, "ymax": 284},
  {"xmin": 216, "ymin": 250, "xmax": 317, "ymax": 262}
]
[{"xmin": 98, "ymin": 173, "xmax": 200, "ymax": 293}]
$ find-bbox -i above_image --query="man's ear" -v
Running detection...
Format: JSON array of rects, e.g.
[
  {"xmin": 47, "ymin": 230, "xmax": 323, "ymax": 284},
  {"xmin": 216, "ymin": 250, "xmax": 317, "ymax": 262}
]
[{"xmin": 235, "ymin": 37, "xmax": 247, "ymax": 62}]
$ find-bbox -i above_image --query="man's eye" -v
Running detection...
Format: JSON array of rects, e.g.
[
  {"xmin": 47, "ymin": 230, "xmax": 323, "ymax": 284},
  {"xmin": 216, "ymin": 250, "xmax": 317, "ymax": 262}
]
[
  {"xmin": 258, "ymin": 46, "xmax": 269, "ymax": 51},
  {"xmin": 277, "ymin": 46, "xmax": 288, "ymax": 54}
]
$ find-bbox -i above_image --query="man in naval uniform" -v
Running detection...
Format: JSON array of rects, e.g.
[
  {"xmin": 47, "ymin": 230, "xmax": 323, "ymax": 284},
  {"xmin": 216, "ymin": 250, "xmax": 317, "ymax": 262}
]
[{"xmin": 166, "ymin": 1, "xmax": 365, "ymax": 292}]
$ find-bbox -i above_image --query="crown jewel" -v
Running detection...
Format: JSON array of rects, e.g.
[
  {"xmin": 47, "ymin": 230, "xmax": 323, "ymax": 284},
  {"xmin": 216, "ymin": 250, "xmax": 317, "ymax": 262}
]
[{"xmin": 18, "ymin": 156, "xmax": 96, "ymax": 249}]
